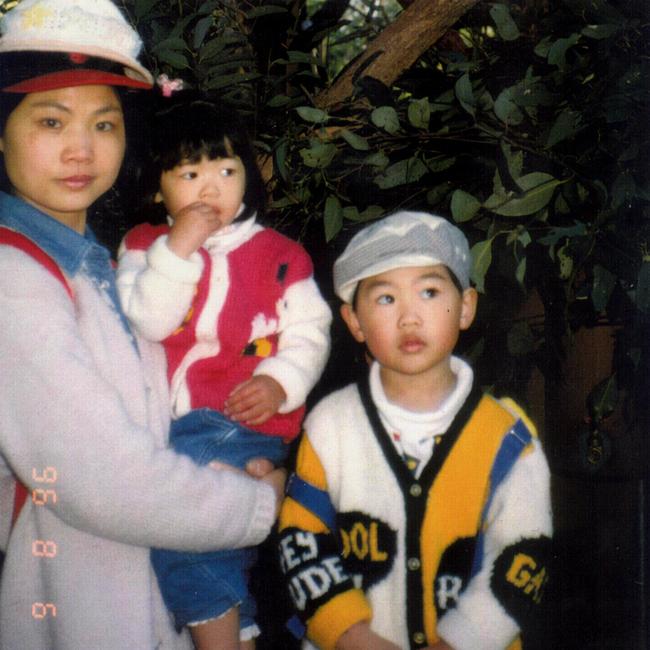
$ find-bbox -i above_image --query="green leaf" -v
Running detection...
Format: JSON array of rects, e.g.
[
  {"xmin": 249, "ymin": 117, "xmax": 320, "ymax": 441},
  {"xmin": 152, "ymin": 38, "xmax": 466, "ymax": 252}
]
[
  {"xmin": 287, "ymin": 51, "xmax": 316, "ymax": 64},
  {"xmin": 581, "ymin": 23, "xmax": 620, "ymax": 39},
  {"xmin": 546, "ymin": 109, "xmax": 581, "ymax": 148},
  {"xmin": 156, "ymin": 50, "xmax": 189, "ymax": 69},
  {"xmin": 295, "ymin": 107, "xmax": 329, "ymax": 124},
  {"xmin": 490, "ymin": 3, "xmax": 520, "ymax": 41},
  {"xmin": 515, "ymin": 257, "xmax": 527, "ymax": 287},
  {"xmin": 371, "ymin": 106, "xmax": 400, "ymax": 134},
  {"xmin": 538, "ymin": 222, "xmax": 587, "ymax": 252},
  {"xmin": 611, "ymin": 172, "xmax": 635, "ymax": 209},
  {"xmin": 498, "ymin": 143, "xmax": 523, "ymax": 187},
  {"xmin": 374, "ymin": 157, "xmax": 428, "ymax": 189},
  {"xmin": 455, "ymin": 73, "xmax": 476, "ymax": 118},
  {"xmin": 245, "ymin": 5, "xmax": 288, "ymax": 19},
  {"xmin": 426, "ymin": 156, "xmax": 455, "ymax": 173},
  {"xmin": 340, "ymin": 129, "xmax": 370, "ymax": 151},
  {"xmin": 591, "ymin": 264, "xmax": 616, "ymax": 312},
  {"xmin": 534, "ymin": 36, "xmax": 553, "ymax": 58},
  {"xmin": 430, "ymin": 89, "xmax": 455, "ymax": 112},
  {"xmin": 364, "ymin": 152, "xmax": 389, "ymax": 169},
  {"xmin": 193, "ymin": 15, "xmax": 213, "ymax": 49},
  {"xmin": 547, "ymin": 33, "xmax": 580, "ymax": 68},
  {"xmin": 494, "ymin": 87, "xmax": 524, "ymax": 125},
  {"xmin": 205, "ymin": 72, "xmax": 261, "ymax": 90},
  {"xmin": 451, "ymin": 189, "xmax": 481, "ymax": 223},
  {"xmin": 134, "ymin": 0, "xmax": 160, "ymax": 20},
  {"xmin": 471, "ymin": 238, "xmax": 494, "ymax": 293},
  {"xmin": 407, "ymin": 97, "xmax": 431, "ymax": 129},
  {"xmin": 324, "ymin": 196, "xmax": 343, "ymax": 242},
  {"xmin": 427, "ymin": 182, "xmax": 452, "ymax": 206},
  {"xmin": 587, "ymin": 374, "xmax": 619, "ymax": 423},
  {"xmin": 267, "ymin": 94, "xmax": 291, "ymax": 108},
  {"xmin": 489, "ymin": 173, "xmax": 562, "ymax": 217},
  {"xmin": 507, "ymin": 322, "xmax": 536, "ymax": 356},
  {"xmin": 152, "ymin": 37, "xmax": 187, "ymax": 54},
  {"xmin": 635, "ymin": 260, "xmax": 650, "ymax": 314},
  {"xmin": 557, "ymin": 243, "xmax": 573, "ymax": 280},
  {"xmin": 274, "ymin": 140, "xmax": 289, "ymax": 184},
  {"xmin": 299, "ymin": 142, "xmax": 337, "ymax": 168},
  {"xmin": 200, "ymin": 34, "xmax": 245, "ymax": 62},
  {"xmin": 343, "ymin": 205, "xmax": 384, "ymax": 223},
  {"xmin": 198, "ymin": 1, "xmax": 220, "ymax": 14}
]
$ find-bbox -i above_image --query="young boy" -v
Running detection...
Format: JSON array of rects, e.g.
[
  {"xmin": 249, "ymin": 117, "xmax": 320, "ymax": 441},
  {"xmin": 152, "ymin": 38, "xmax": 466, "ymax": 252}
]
[{"xmin": 278, "ymin": 211, "xmax": 553, "ymax": 650}]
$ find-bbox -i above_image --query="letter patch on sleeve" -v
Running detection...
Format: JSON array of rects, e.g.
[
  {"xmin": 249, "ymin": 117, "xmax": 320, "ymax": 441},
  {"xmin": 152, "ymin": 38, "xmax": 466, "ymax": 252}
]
[
  {"xmin": 278, "ymin": 528, "xmax": 354, "ymax": 624},
  {"xmin": 491, "ymin": 536, "xmax": 553, "ymax": 637},
  {"xmin": 337, "ymin": 512, "xmax": 396, "ymax": 591}
]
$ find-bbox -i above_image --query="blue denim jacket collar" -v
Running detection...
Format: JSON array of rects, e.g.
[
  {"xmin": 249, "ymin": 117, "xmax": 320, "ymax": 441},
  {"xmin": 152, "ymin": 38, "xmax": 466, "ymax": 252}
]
[
  {"xmin": 0, "ymin": 192, "xmax": 136, "ymax": 344},
  {"xmin": 0, "ymin": 191, "xmax": 109, "ymax": 276}
]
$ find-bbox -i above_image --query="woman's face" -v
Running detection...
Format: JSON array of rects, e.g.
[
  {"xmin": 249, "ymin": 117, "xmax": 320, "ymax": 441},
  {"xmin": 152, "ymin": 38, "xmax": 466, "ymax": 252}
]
[{"xmin": 0, "ymin": 84, "xmax": 125, "ymax": 232}]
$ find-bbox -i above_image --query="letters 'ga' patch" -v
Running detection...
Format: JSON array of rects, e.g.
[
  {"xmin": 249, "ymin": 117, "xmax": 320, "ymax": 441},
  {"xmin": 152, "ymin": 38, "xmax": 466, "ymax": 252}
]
[
  {"xmin": 491, "ymin": 536, "xmax": 553, "ymax": 638},
  {"xmin": 433, "ymin": 537, "xmax": 476, "ymax": 614},
  {"xmin": 337, "ymin": 511, "xmax": 396, "ymax": 590}
]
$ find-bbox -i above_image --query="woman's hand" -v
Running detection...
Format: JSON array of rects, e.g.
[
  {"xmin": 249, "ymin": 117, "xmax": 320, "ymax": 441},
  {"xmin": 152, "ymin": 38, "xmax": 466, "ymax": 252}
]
[{"xmin": 210, "ymin": 457, "xmax": 286, "ymax": 517}]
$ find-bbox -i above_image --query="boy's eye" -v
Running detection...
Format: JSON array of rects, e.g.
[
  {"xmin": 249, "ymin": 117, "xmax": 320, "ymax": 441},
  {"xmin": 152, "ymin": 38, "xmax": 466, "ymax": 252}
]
[
  {"xmin": 376, "ymin": 294, "xmax": 394, "ymax": 305},
  {"xmin": 421, "ymin": 287, "xmax": 438, "ymax": 299},
  {"xmin": 220, "ymin": 167, "xmax": 236, "ymax": 177},
  {"xmin": 96, "ymin": 121, "xmax": 114, "ymax": 132},
  {"xmin": 180, "ymin": 171, "xmax": 198, "ymax": 180}
]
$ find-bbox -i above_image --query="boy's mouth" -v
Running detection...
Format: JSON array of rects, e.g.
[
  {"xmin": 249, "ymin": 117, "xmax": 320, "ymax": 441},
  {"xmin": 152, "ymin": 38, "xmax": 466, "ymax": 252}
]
[{"xmin": 399, "ymin": 336, "xmax": 425, "ymax": 353}]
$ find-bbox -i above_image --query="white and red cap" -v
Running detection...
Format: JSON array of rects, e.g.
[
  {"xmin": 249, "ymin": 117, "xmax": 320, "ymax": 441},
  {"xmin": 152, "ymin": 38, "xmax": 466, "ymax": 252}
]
[{"xmin": 0, "ymin": 0, "xmax": 153, "ymax": 92}]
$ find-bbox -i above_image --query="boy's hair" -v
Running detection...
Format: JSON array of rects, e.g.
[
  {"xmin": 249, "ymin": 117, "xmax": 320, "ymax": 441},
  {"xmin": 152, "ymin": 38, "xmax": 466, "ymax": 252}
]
[
  {"xmin": 142, "ymin": 89, "xmax": 266, "ymax": 222},
  {"xmin": 333, "ymin": 210, "xmax": 471, "ymax": 303}
]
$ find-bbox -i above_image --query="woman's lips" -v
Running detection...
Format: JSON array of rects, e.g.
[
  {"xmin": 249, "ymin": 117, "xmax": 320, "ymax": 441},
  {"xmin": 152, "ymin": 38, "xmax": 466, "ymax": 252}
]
[{"xmin": 60, "ymin": 175, "xmax": 93, "ymax": 190}]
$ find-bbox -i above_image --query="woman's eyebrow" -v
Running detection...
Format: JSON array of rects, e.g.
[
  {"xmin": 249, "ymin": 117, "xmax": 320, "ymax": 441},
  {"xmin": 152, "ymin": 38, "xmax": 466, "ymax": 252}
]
[{"xmin": 27, "ymin": 101, "xmax": 122, "ymax": 116}]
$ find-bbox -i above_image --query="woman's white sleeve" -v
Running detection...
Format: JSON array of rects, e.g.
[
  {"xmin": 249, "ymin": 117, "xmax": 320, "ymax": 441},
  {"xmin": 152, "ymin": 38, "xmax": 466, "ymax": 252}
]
[{"xmin": 0, "ymin": 251, "xmax": 276, "ymax": 552}]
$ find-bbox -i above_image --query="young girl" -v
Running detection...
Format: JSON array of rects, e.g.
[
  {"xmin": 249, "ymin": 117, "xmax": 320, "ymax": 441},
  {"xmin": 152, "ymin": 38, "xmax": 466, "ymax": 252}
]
[
  {"xmin": 0, "ymin": 2, "xmax": 284, "ymax": 649},
  {"xmin": 116, "ymin": 89, "xmax": 332, "ymax": 648}
]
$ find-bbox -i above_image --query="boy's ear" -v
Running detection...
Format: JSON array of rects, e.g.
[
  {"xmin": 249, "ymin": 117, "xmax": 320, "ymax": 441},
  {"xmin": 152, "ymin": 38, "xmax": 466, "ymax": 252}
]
[
  {"xmin": 459, "ymin": 287, "xmax": 478, "ymax": 331},
  {"xmin": 0, "ymin": 136, "xmax": 4, "ymax": 153},
  {"xmin": 154, "ymin": 190, "xmax": 163, "ymax": 204},
  {"xmin": 340, "ymin": 303, "xmax": 366, "ymax": 343}
]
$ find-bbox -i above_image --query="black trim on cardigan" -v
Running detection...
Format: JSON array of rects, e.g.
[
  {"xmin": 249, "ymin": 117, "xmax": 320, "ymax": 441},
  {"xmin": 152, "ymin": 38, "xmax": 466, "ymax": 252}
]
[{"xmin": 356, "ymin": 373, "xmax": 483, "ymax": 649}]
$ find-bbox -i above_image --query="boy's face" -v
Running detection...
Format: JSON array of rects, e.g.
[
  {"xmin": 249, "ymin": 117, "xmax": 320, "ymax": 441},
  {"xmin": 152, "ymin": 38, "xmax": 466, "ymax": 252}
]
[
  {"xmin": 0, "ymin": 85, "xmax": 125, "ymax": 231},
  {"xmin": 341, "ymin": 264, "xmax": 477, "ymax": 383},
  {"xmin": 156, "ymin": 154, "xmax": 246, "ymax": 233}
]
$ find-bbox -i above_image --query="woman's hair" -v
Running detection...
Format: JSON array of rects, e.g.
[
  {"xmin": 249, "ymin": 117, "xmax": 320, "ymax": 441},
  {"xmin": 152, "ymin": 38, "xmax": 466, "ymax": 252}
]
[
  {"xmin": 0, "ymin": 91, "xmax": 24, "ymax": 192},
  {"xmin": 143, "ymin": 89, "xmax": 266, "ymax": 222}
]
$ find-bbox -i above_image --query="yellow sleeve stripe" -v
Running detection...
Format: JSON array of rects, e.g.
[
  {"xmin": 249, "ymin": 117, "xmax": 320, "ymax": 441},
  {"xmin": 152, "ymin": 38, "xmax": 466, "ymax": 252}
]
[
  {"xmin": 307, "ymin": 589, "xmax": 372, "ymax": 650},
  {"xmin": 279, "ymin": 433, "xmax": 330, "ymax": 533}
]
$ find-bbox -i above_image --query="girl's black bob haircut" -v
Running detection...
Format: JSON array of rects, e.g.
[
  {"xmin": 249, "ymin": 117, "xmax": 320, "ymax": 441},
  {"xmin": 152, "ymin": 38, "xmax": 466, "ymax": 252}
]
[{"xmin": 144, "ymin": 88, "xmax": 266, "ymax": 222}]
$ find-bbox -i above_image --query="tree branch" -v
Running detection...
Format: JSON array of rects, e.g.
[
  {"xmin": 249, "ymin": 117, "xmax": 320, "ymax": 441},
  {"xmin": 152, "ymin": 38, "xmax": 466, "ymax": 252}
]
[{"xmin": 315, "ymin": 0, "xmax": 481, "ymax": 109}]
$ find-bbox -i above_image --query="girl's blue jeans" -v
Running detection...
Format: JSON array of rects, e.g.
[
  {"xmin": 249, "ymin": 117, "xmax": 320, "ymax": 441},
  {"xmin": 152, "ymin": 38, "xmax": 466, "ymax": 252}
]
[{"xmin": 151, "ymin": 408, "xmax": 288, "ymax": 630}]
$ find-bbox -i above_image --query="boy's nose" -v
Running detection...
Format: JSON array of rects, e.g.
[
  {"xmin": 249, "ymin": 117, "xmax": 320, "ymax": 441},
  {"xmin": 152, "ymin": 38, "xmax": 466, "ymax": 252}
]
[{"xmin": 398, "ymin": 303, "xmax": 422, "ymax": 327}]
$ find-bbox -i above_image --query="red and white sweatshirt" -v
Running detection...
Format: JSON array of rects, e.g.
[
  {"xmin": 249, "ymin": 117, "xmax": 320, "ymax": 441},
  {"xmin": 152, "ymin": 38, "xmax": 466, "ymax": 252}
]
[{"xmin": 117, "ymin": 215, "xmax": 331, "ymax": 439}]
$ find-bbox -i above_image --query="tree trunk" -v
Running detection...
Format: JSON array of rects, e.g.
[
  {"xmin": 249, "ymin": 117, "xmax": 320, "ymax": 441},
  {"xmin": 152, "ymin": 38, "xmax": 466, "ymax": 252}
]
[{"xmin": 315, "ymin": 0, "xmax": 481, "ymax": 109}]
